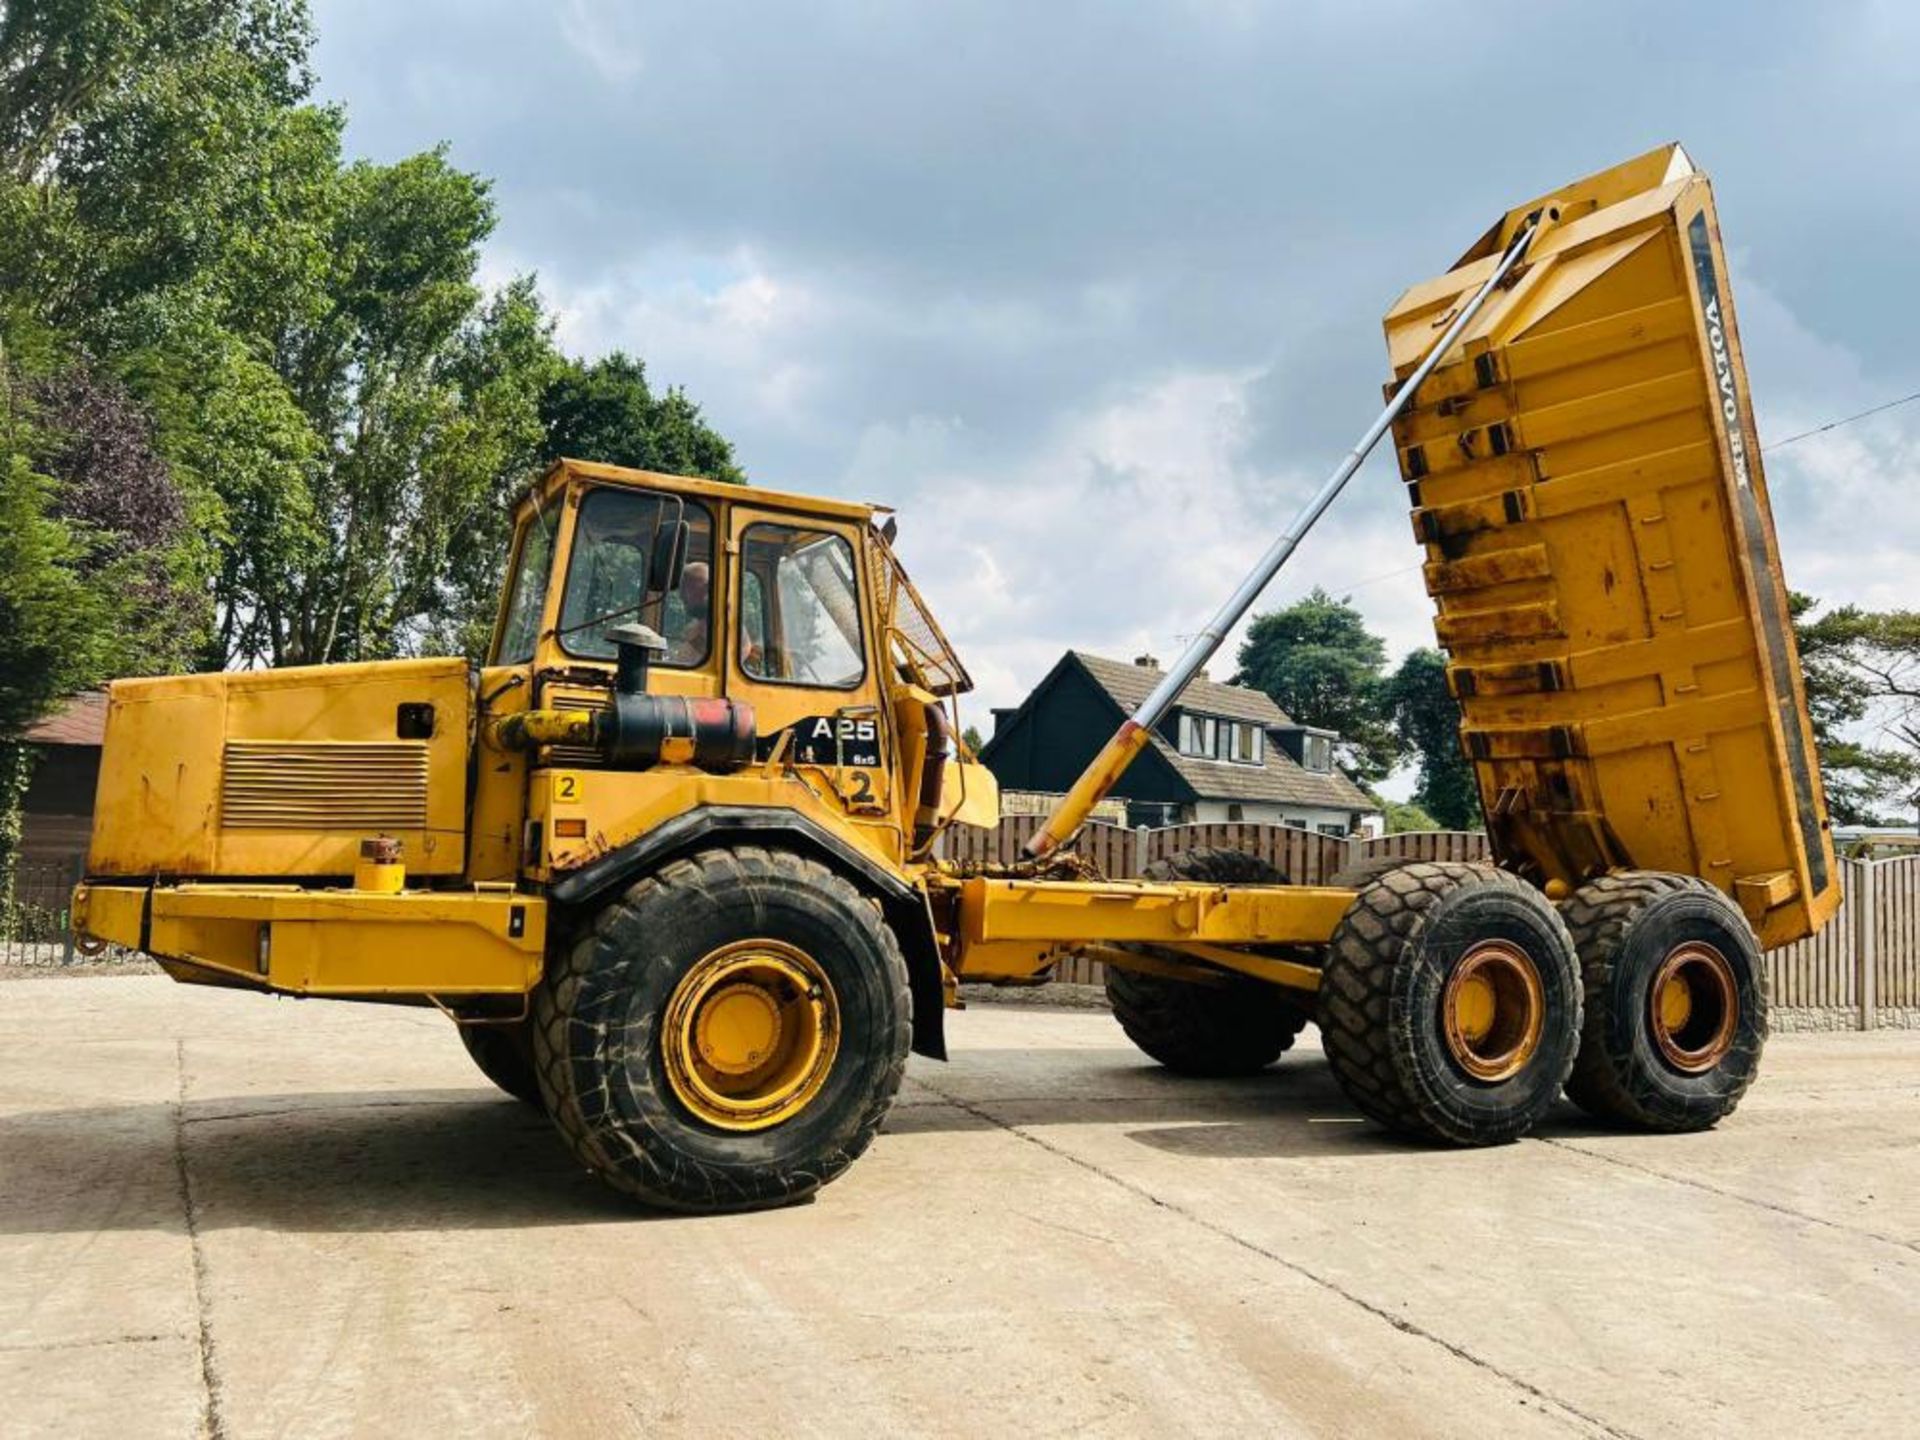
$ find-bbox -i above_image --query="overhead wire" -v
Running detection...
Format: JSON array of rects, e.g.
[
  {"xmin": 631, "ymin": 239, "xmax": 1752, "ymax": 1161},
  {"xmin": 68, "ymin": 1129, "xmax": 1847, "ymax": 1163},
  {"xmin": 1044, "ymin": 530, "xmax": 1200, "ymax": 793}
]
[{"xmin": 1760, "ymin": 389, "xmax": 1920, "ymax": 453}]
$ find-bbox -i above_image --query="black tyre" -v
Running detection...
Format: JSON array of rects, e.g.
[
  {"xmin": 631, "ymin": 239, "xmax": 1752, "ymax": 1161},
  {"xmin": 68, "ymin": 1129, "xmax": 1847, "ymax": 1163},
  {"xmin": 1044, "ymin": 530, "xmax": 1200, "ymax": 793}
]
[
  {"xmin": 532, "ymin": 845, "xmax": 911, "ymax": 1213},
  {"xmin": 1318, "ymin": 862, "xmax": 1581, "ymax": 1145},
  {"xmin": 1324, "ymin": 855, "xmax": 1412, "ymax": 891},
  {"xmin": 1103, "ymin": 847, "xmax": 1311, "ymax": 1077},
  {"xmin": 1560, "ymin": 871, "xmax": 1766, "ymax": 1131},
  {"xmin": 458, "ymin": 1018, "xmax": 543, "ymax": 1107}
]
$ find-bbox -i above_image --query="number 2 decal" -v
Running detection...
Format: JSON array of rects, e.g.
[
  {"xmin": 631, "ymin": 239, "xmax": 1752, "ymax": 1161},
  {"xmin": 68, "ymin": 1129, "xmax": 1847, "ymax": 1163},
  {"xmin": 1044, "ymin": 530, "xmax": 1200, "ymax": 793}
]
[
  {"xmin": 555, "ymin": 775, "xmax": 579, "ymax": 802},
  {"xmin": 845, "ymin": 770, "xmax": 874, "ymax": 805}
]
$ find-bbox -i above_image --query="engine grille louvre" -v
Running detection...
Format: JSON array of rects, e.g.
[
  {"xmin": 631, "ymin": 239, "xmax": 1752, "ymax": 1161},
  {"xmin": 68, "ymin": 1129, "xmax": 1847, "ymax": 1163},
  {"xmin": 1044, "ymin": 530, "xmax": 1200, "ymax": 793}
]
[
  {"xmin": 222, "ymin": 741, "xmax": 431, "ymax": 830},
  {"xmin": 541, "ymin": 693, "xmax": 609, "ymax": 768}
]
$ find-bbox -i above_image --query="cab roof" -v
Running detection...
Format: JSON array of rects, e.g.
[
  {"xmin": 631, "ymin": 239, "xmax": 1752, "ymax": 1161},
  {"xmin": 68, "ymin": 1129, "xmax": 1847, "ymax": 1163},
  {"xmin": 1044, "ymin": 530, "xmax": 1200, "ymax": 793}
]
[{"xmin": 519, "ymin": 458, "xmax": 886, "ymax": 526}]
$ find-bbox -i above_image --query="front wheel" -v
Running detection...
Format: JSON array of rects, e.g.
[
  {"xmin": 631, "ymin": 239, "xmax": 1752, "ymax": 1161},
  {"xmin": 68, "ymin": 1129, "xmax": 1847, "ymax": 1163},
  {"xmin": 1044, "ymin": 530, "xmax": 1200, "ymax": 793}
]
[{"xmin": 532, "ymin": 845, "xmax": 911, "ymax": 1213}]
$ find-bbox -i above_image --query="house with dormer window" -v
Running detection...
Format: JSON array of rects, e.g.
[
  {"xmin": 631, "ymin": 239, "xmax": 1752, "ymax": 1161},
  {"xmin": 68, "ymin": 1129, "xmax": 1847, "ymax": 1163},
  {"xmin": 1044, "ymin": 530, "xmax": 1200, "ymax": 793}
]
[{"xmin": 980, "ymin": 651, "xmax": 1381, "ymax": 835}]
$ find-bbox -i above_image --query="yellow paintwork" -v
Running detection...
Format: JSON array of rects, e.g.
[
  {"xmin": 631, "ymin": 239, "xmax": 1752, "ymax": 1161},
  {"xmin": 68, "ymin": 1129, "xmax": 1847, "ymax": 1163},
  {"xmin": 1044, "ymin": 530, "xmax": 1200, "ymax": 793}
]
[
  {"xmin": 1023, "ymin": 721, "xmax": 1152, "ymax": 859},
  {"xmin": 1383, "ymin": 144, "xmax": 1839, "ymax": 949},
  {"xmin": 938, "ymin": 758, "xmax": 1000, "ymax": 832},
  {"xmin": 73, "ymin": 881, "xmax": 544, "ymax": 996},
  {"xmin": 661, "ymin": 940, "xmax": 841, "ymax": 1130},
  {"xmin": 352, "ymin": 856, "xmax": 406, "ymax": 893},
  {"xmin": 957, "ymin": 877, "xmax": 1356, "ymax": 951},
  {"xmin": 469, "ymin": 664, "xmax": 531, "ymax": 883},
  {"xmin": 1167, "ymin": 942, "xmax": 1322, "ymax": 993},
  {"xmin": 530, "ymin": 766, "xmax": 909, "ymax": 879},
  {"xmin": 90, "ymin": 658, "xmax": 471, "ymax": 879}
]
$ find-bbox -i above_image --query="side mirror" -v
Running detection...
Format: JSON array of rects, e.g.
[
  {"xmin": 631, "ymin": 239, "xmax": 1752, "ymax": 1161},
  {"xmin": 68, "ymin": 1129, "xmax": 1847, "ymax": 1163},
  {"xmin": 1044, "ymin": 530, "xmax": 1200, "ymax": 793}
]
[{"xmin": 648, "ymin": 520, "xmax": 689, "ymax": 597}]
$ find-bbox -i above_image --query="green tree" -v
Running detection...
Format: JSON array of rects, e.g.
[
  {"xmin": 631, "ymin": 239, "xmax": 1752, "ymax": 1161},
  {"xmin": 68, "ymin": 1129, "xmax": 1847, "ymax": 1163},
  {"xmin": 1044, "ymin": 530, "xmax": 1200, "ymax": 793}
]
[
  {"xmin": 540, "ymin": 352, "xmax": 743, "ymax": 482},
  {"xmin": 1232, "ymin": 588, "xmax": 1400, "ymax": 783},
  {"xmin": 1387, "ymin": 647, "xmax": 1481, "ymax": 830},
  {"xmin": 0, "ymin": 318, "xmax": 195, "ymax": 735},
  {"xmin": 1381, "ymin": 798, "xmax": 1440, "ymax": 834},
  {"xmin": 1792, "ymin": 593, "xmax": 1920, "ymax": 826},
  {"xmin": 1, "ymin": 0, "xmax": 742, "ymax": 680}
]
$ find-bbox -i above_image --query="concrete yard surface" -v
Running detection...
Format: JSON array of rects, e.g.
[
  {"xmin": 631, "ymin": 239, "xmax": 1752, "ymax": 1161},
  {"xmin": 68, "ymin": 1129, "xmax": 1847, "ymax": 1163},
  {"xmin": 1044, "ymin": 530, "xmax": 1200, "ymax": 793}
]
[{"xmin": 1, "ymin": 976, "xmax": 1915, "ymax": 1439}]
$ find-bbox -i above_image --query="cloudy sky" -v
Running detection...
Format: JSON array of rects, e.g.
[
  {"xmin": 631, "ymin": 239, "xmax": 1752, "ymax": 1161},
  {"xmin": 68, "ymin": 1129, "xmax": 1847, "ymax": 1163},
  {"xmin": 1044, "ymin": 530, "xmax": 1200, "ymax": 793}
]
[{"xmin": 315, "ymin": 1, "xmax": 1919, "ymax": 758}]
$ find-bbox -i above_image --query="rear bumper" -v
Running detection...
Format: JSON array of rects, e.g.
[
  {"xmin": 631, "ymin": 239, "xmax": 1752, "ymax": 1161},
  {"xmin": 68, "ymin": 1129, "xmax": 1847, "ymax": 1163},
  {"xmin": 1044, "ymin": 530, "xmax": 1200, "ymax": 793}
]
[{"xmin": 73, "ymin": 882, "xmax": 546, "ymax": 998}]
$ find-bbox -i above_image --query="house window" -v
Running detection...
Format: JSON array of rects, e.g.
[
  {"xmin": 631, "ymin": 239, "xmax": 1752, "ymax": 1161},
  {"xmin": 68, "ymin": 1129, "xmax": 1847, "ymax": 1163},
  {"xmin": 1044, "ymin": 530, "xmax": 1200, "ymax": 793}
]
[
  {"xmin": 1303, "ymin": 734, "xmax": 1333, "ymax": 772},
  {"xmin": 1227, "ymin": 723, "xmax": 1263, "ymax": 765},
  {"xmin": 1284, "ymin": 818, "xmax": 1308, "ymax": 830},
  {"xmin": 1226, "ymin": 804, "xmax": 1244, "ymax": 822},
  {"xmin": 1178, "ymin": 713, "xmax": 1218, "ymax": 758},
  {"xmin": 1318, "ymin": 823, "xmax": 1347, "ymax": 837},
  {"xmin": 1183, "ymin": 713, "xmax": 1268, "ymax": 766}
]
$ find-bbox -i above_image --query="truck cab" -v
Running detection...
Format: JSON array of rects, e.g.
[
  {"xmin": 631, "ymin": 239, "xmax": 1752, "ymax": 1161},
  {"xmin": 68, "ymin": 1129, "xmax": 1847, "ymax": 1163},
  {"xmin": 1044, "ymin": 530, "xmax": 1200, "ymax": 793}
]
[{"xmin": 472, "ymin": 460, "xmax": 994, "ymax": 891}]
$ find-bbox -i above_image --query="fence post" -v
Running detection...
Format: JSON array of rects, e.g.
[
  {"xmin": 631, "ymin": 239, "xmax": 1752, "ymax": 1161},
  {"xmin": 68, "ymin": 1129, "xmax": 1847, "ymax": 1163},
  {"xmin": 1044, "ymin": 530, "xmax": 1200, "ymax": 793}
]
[{"xmin": 1855, "ymin": 858, "xmax": 1876, "ymax": 1032}]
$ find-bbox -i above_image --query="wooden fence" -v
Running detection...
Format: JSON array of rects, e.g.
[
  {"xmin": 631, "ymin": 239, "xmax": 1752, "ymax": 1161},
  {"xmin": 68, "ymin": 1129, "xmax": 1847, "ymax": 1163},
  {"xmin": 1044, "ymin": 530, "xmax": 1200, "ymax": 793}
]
[{"xmin": 944, "ymin": 819, "xmax": 1919, "ymax": 1025}]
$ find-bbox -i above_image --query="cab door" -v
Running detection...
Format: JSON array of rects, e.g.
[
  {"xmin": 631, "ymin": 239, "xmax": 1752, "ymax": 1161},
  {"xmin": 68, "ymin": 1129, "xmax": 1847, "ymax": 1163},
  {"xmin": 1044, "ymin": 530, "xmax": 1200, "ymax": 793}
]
[{"xmin": 724, "ymin": 508, "xmax": 895, "ymax": 832}]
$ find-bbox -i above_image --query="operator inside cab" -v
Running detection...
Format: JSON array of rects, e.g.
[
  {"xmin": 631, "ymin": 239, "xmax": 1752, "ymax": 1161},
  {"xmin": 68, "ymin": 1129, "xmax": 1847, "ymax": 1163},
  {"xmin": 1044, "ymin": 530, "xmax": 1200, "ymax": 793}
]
[
  {"xmin": 670, "ymin": 561, "xmax": 710, "ymax": 664},
  {"xmin": 548, "ymin": 489, "xmax": 716, "ymax": 669}
]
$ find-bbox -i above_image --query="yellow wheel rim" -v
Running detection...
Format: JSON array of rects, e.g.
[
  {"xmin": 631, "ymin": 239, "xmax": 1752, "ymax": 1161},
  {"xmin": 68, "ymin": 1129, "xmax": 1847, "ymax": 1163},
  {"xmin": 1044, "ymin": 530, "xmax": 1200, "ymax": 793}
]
[
  {"xmin": 1441, "ymin": 939, "xmax": 1545, "ymax": 1083},
  {"xmin": 662, "ymin": 940, "xmax": 840, "ymax": 1131},
  {"xmin": 1648, "ymin": 942, "xmax": 1737, "ymax": 1074}
]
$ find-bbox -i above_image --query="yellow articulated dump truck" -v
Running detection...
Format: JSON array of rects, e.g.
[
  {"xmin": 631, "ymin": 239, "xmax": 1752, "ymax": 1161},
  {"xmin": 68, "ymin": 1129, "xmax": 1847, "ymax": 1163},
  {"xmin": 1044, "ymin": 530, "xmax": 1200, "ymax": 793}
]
[{"xmin": 73, "ymin": 144, "xmax": 1838, "ymax": 1213}]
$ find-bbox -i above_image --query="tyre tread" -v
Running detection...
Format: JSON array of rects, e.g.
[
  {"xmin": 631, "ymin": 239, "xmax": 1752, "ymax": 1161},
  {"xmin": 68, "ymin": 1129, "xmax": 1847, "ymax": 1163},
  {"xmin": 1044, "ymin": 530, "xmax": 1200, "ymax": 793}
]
[
  {"xmin": 1317, "ymin": 861, "xmax": 1581, "ymax": 1144},
  {"xmin": 532, "ymin": 846, "xmax": 912, "ymax": 1212},
  {"xmin": 1560, "ymin": 870, "xmax": 1765, "ymax": 1131},
  {"xmin": 1102, "ymin": 847, "xmax": 1310, "ymax": 1077}
]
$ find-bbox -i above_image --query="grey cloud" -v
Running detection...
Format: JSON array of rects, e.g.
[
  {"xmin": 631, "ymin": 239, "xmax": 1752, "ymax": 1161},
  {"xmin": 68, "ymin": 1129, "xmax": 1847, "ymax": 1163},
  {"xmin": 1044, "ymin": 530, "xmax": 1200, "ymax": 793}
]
[{"xmin": 313, "ymin": 0, "xmax": 1920, "ymax": 709}]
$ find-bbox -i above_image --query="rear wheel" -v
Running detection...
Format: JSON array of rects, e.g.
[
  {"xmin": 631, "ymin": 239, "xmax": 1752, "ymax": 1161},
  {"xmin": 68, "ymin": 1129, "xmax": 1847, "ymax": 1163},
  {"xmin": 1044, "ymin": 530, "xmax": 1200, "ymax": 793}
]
[
  {"xmin": 1324, "ymin": 855, "xmax": 1413, "ymax": 891},
  {"xmin": 533, "ymin": 845, "xmax": 912, "ymax": 1213},
  {"xmin": 1559, "ymin": 871, "xmax": 1766, "ymax": 1131},
  {"xmin": 1318, "ymin": 862, "xmax": 1581, "ymax": 1145},
  {"xmin": 1103, "ymin": 847, "xmax": 1311, "ymax": 1076},
  {"xmin": 458, "ymin": 1018, "xmax": 543, "ymax": 1107}
]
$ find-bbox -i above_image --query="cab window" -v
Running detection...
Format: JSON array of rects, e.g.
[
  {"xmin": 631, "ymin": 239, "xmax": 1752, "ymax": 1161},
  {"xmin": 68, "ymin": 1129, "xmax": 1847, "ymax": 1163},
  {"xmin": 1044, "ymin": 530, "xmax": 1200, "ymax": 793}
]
[
  {"xmin": 557, "ymin": 489, "xmax": 715, "ymax": 665},
  {"xmin": 738, "ymin": 524, "xmax": 864, "ymax": 688},
  {"xmin": 496, "ymin": 504, "xmax": 558, "ymax": 664}
]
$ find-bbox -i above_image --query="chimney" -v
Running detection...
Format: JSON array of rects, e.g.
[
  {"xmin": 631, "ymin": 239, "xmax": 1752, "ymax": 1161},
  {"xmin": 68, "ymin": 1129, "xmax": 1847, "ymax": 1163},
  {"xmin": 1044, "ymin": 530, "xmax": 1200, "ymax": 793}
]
[{"xmin": 1134, "ymin": 653, "xmax": 1159, "ymax": 669}]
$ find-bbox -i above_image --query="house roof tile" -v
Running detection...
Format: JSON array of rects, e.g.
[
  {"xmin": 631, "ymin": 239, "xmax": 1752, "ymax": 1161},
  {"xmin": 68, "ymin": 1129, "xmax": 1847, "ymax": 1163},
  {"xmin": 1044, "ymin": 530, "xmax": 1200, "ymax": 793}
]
[
  {"xmin": 1070, "ymin": 653, "xmax": 1376, "ymax": 814},
  {"xmin": 24, "ymin": 691, "xmax": 108, "ymax": 747}
]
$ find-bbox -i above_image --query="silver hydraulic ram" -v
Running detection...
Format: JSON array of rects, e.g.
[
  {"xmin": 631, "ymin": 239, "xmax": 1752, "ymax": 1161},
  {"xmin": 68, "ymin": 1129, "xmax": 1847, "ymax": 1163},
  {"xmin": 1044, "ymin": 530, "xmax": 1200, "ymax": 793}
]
[{"xmin": 1024, "ymin": 212, "xmax": 1548, "ymax": 860}]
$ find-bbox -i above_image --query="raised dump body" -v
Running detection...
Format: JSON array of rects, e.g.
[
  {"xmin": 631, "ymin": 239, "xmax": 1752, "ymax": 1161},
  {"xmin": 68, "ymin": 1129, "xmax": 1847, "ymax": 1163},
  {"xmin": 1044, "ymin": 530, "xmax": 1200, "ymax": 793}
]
[{"xmin": 1383, "ymin": 144, "xmax": 1837, "ymax": 947}]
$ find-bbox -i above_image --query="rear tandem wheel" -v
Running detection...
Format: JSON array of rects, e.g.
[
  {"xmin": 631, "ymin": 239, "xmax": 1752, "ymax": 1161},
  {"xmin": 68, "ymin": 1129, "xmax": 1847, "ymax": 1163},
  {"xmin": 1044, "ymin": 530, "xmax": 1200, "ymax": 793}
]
[
  {"xmin": 1558, "ymin": 870, "xmax": 1767, "ymax": 1132},
  {"xmin": 1317, "ymin": 861, "xmax": 1582, "ymax": 1145}
]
